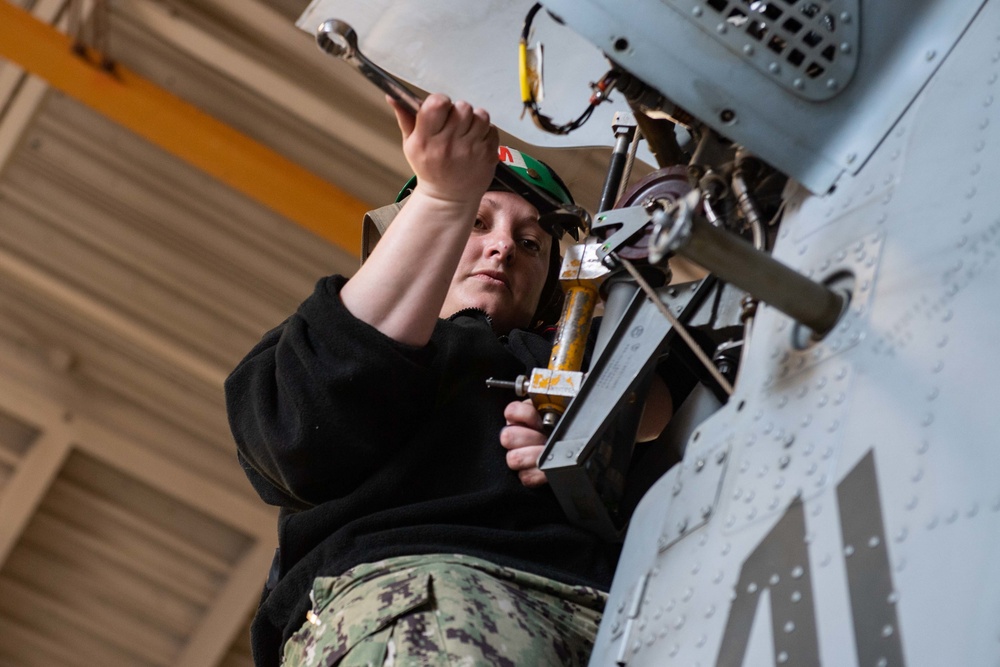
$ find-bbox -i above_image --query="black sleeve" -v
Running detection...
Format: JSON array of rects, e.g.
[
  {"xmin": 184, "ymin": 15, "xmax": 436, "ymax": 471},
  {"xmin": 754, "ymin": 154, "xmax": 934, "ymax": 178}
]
[{"xmin": 224, "ymin": 275, "xmax": 437, "ymax": 508}]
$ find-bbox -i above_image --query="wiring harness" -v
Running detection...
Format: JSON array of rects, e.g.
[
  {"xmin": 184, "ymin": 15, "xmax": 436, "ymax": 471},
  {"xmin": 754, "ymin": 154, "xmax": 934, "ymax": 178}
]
[{"xmin": 519, "ymin": 3, "xmax": 617, "ymax": 135}]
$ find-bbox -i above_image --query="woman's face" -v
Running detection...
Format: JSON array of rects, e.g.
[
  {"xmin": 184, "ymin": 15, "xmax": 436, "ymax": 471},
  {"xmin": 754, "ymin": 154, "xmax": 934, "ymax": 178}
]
[{"xmin": 439, "ymin": 191, "xmax": 552, "ymax": 333}]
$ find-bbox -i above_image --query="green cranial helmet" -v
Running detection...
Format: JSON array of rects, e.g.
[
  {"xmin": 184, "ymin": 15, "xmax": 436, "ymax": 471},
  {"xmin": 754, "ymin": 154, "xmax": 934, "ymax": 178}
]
[
  {"xmin": 395, "ymin": 146, "xmax": 574, "ymax": 210},
  {"xmin": 363, "ymin": 146, "xmax": 571, "ymax": 328},
  {"xmin": 363, "ymin": 146, "xmax": 574, "ymax": 264}
]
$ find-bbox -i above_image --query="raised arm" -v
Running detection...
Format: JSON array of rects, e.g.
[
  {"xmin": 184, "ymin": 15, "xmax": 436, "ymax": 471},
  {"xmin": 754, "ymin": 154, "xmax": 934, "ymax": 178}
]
[{"xmin": 340, "ymin": 94, "xmax": 499, "ymax": 346}]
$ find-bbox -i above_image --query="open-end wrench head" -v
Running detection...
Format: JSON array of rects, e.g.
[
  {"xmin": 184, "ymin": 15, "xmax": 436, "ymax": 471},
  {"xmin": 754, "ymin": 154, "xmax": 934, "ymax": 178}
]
[{"xmin": 316, "ymin": 19, "xmax": 357, "ymax": 59}]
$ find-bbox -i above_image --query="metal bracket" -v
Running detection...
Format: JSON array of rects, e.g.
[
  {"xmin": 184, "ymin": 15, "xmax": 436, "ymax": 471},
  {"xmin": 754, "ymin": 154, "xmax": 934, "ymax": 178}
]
[
  {"xmin": 768, "ymin": 232, "xmax": 883, "ymax": 386},
  {"xmin": 540, "ymin": 277, "xmax": 717, "ymax": 539},
  {"xmin": 592, "ymin": 205, "xmax": 657, "ymax": 263}
]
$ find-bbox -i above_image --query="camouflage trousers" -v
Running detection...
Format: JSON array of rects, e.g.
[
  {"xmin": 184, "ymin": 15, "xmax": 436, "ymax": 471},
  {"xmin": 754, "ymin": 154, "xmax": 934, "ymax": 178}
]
[{"xmin": 282, "ymin": 554, "xmax": 607, "ymax": 667}]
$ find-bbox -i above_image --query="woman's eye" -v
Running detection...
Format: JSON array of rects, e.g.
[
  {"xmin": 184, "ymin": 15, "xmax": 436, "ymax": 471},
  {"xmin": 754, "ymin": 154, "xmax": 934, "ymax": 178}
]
[
  {"xmin": 520, "ymin": 238, "xmax": 541, "ymax": 253},
  {"xmin": 473, "ymin": 218, "xmax": 486, "ymax": 230}
]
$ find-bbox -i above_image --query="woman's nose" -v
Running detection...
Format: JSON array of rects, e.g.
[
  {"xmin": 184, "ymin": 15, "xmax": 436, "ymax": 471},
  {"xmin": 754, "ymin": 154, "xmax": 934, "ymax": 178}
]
[{"xmin": 488, "ymin": 236, "xmax": 515, "ymax": 263}]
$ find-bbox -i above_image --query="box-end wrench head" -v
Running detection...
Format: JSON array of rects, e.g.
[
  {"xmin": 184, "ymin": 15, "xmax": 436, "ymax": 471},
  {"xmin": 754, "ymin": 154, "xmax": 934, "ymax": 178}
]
[
  {"xmin": 314, "ymin": 20, "xmax": 589, "ymax": 237},
  {"xmin": 316, "ymin": 19, "xmax": 423, "ymax": 116},
  {"xmin": 315, "ymin": 18, "xmax": 354, "ymax": 59}
]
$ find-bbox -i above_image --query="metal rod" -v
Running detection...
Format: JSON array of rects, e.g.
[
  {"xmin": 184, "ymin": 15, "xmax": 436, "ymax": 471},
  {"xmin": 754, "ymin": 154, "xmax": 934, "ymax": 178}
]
[
  {"xmin": 731, "ymin": 162, "xmax": 765, "ymax": 252},
  {"xmin": 653, "ymin": 201, "xmax": 845, "ymax": 336},
  {"xmin": 730, "ymin": 159, "xmax": 765, "ymax": 385},
  {"xmin": 598, "ymin": 132, "xmax": 632, "ymax": 212},
  {"xmin": 616, "ymin": 127, "xmax": 642, "ymax": 204},
  {"xmin": 485, "ymin": 378, "xmax": 518, "ymax": 391}
]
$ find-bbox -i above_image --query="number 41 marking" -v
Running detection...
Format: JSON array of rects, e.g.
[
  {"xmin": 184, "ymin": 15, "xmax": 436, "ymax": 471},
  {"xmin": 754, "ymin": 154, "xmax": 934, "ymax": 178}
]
[{"xmin": 717, "ymin": 450, "xmax": 905, "ymax": 666}]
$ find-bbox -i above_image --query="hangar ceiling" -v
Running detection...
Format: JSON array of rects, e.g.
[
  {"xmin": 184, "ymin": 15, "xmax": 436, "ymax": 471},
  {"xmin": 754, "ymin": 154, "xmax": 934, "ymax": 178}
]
[{"xmin": 0, "ymin": 0, "xmax": 616, "ymax": 665}]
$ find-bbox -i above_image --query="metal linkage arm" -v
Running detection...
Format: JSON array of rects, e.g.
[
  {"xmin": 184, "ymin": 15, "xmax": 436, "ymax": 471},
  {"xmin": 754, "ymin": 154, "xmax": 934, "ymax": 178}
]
[{"xmin": 539, "ymin": 277, "xmax": 717, "ymax": 540}]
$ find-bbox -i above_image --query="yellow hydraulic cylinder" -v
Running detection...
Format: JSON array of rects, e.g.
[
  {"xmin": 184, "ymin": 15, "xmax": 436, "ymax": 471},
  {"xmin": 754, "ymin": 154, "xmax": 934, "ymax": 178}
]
[{"xmin": 534, "ymin": 238, "xmax": 611, "ymax": 427}]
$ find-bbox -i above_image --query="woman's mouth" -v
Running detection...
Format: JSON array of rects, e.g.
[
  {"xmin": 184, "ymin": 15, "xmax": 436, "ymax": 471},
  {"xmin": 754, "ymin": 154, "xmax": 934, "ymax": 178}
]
[{"xmin": 474, "ymin": 271, "xmax": 510, "ymax": 290}]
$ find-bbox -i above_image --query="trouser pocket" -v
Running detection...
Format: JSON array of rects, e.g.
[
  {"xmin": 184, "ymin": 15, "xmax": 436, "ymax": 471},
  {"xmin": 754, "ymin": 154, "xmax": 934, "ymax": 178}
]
[{"xmin": 283, "ymin": 568, "xmax": 433, "ymax": 667}]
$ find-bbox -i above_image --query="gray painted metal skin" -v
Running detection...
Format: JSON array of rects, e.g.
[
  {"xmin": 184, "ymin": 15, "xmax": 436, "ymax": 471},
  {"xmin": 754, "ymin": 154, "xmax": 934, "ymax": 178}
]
[
  {"xmin": 542, "ymin": 0, "xmax": 985, "ymax": 195},
  {"xmin": 531, "ymin": 0, "xmax": 1000, "ymax": 664}
]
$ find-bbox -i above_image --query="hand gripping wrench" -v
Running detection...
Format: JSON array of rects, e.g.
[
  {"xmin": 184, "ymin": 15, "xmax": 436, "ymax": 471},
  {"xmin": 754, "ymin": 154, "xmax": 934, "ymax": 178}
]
[{"xmin": 315, "ymin": 19, "xmax": 589, "ymax": 238}]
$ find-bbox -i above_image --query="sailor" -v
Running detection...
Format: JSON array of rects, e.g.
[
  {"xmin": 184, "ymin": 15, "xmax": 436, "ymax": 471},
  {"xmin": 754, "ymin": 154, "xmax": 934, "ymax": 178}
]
[{"xmin": 225, "ymin": 93, "xmax": 672, "ymax": 666}]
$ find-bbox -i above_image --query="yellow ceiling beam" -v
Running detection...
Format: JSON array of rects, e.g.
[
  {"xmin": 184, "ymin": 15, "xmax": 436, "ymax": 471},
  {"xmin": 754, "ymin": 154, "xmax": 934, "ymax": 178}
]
[{"xmin": 0, "ymin": 0, "xmax": 365, "ymax": 257}]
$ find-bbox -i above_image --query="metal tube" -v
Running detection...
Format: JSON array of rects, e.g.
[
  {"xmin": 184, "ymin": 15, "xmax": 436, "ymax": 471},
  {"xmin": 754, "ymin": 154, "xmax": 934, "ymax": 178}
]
[
  {"xmin": 548, "ymin": 285, "xmax": 601, "ymax": 373},
  {"xmin": 598, "ymin": 133, "xmax": 632, "ymax": 213},
  {"xmin": 592, "ymin": 275, "xmax": 640, "ymax": 361},
  {"xmin": 654, "ymin": 206, "xmax": 845, "ymax": 336},
  {"xmin": 731, "ymin": 169, "xmax": 765, "ymax": 251},
  {"xmin": 730, "ymin": 162, "xmax": 765, "ymax": 383}
]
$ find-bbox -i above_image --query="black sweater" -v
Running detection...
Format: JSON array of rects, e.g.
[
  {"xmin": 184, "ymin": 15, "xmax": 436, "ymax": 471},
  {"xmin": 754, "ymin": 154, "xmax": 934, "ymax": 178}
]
[{"xmin": 225, "ymin": 276, "xmax": 620, "ymax": 666}]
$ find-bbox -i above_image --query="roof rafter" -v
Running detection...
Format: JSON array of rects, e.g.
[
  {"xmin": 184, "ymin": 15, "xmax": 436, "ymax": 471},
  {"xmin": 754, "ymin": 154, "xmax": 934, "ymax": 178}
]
[{"xmin": 0, "ymin": 0, "xmax": 366, "ymax": 257}]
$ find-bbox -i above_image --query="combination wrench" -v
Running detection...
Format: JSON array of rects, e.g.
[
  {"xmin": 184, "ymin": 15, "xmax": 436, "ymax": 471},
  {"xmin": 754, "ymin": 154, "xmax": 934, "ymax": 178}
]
[{"xmin": 315, "ymin": 19, "xmax": 589, "ymax": 238}]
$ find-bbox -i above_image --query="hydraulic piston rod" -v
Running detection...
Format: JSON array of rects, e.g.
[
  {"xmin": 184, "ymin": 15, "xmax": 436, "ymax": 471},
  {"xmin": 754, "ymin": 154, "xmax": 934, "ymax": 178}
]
[{"xmin": 650, "ymin": 190, "xmax": 846, "ymax": 336}]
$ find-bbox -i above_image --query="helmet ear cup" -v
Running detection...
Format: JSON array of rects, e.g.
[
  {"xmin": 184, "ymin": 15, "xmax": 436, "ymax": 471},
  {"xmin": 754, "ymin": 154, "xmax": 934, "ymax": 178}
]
[{"xmin": 530, "ymin": 242, "xmax": 564, "ymax": 330}]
